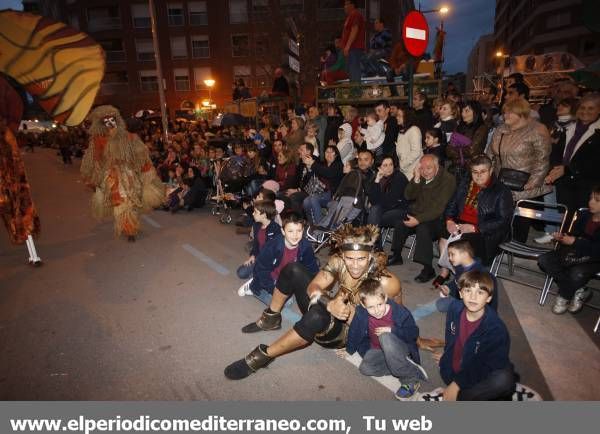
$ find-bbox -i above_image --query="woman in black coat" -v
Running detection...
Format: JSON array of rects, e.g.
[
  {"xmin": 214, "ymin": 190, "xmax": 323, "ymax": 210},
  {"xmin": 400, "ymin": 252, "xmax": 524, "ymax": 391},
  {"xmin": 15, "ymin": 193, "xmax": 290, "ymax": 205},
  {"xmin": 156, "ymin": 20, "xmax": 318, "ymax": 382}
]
[
  {"xmin": 367, "ymin": 155, "xmax": 409, "ymax": 228},
  {"xmin": 434, "ymin": 155, "xmax": 513, "ymax": 285}
]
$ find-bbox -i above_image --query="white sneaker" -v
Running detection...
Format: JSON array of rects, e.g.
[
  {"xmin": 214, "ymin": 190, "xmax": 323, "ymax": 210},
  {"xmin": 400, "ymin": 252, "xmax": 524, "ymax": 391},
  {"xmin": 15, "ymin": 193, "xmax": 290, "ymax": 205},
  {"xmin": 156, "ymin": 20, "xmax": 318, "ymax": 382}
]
[
  {"xmin": 568, "ymin": 288, "xmax": 592, "ymax": 313},
  {"xmin": 534, "ymin": 233, "xmax": 554, "ymax": 244},
  {"xmin": 552, "ymin": 296, "xmax": 569, "ymax": 314},
  {"xmin": 237, "ymin": 278, "xmax": 253, "ymax": 297}
]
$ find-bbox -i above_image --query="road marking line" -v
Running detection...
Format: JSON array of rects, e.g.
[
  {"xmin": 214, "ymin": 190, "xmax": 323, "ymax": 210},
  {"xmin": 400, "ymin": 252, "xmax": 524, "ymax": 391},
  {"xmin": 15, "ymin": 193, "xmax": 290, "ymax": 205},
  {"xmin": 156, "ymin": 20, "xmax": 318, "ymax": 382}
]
[
  {"xmin": 182, "ymin": 244, "xmax": 230, "ymax": 276},
  {"xmin": 142, "ymin": 215, "xmax": 161, "ymax": 228},
  {"xmin": 406, "ymin": 27, "xmax": 426, "ymax": 40}
]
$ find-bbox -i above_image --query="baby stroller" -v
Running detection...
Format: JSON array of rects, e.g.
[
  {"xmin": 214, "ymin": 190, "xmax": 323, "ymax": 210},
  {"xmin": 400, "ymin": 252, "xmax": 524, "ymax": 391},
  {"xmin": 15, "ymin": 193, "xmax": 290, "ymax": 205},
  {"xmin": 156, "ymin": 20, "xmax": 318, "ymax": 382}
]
[
  {"xmin": 306, "ymin": 196, "xmax": 363, "ymax": 252},
  {"xmin": 210, "ymin": 156, "xmax": 247, "ymax": 224}
]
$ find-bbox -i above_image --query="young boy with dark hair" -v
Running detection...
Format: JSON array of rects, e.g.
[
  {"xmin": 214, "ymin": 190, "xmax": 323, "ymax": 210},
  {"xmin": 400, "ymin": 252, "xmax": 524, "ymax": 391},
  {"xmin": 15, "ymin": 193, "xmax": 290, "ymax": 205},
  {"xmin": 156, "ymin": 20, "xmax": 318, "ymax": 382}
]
[
  {"xmin": 434, "ymin": 270, "xmax": 515, "ymax": 401},
  {"xmin": 343, "ymin": 278, "xmax": 427, "ymax": 400},
  {"xmin": 239, "ymin": 213, "xmax": 319, "ymax": 311},
  {"xmin": 236, "ymin": 200, "xmax": 281, "ymax": 294},
  {"xmin": 437, "ymin": 239, "xmax": 499, "ymax": 312}
]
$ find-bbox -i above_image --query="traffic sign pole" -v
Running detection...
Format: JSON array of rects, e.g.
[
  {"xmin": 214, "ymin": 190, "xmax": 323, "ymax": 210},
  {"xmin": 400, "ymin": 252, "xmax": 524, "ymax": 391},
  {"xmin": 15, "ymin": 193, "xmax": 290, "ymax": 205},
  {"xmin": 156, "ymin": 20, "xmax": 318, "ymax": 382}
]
[{"xmin": 402, "ymin": 11, "xmax": 429, "ymax": 109}]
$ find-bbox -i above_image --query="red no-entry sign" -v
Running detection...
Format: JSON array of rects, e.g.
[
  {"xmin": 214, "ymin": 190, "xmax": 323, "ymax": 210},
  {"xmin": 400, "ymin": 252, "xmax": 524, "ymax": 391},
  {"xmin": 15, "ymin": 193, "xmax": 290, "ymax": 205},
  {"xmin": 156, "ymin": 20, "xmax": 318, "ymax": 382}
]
[{"xmin": 402, "ymin": 11, "xmax": 429, "ymax": 57}]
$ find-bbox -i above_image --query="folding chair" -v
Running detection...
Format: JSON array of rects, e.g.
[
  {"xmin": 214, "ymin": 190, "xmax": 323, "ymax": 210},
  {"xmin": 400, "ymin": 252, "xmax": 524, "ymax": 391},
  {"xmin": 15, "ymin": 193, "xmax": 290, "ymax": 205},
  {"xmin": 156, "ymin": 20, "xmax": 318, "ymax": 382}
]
[
  {"xmin": 489, "ymin": 200, "xmax": 568, "ymax": 299},
  {"xmin": 595, "ymin": 313, "xmax": 600, "ymax": 334},
  {"xmin": 380, "ymin": 227, "xmax": 416, "ymax": 259},
  {"xmin": 539, "ymin": 208, "xmax": 589, "ymax": 305}
]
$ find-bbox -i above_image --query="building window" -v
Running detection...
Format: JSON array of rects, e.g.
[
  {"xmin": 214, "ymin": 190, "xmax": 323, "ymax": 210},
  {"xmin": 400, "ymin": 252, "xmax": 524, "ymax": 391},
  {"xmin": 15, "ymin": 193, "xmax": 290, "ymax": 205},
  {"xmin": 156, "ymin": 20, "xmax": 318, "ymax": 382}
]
[
  {"xmin": 189, "ymin": 1, "xmax": 208, "ymax": 26},
  {"xmin": 168, "ymin": 3, "xmax": 184, "ymax": 26},
  {"xmin": 87, "ymin": 6, "xmax": 121, "ymax": 31},
  {"xmin": 131, "ymin": 3, "xmax": 151, "ymax": 28},
  {"xmin": 546, "ymin": 12, "xmax": 570, "ymax": 30},
  {"xmin": 280, "ymin": 0, "xmax": 303, "ymax": 14},
  {"xmin": 251, "ymin": 0, "xmax": 269, "ymax": 21},
  {"xmin": 255, "ymin": 64, "xmax": 272, "ymax": 89},
  {"xmin": 229, "ymin": 0, "xmax": 248, "ymax": 24},
  {"xmin": 232, "ymin": 34, "xmax": 250, "ymax": 57},
  {"xmin": 191, "ymin": 35, "xmax": 210, "ymax": 58},
  {"xmin": 233, "ymin": 65, "xmax": 252, "ymax": 87},
  {"xmin": 135, "ymin": 39, "xmax": 155, "ymax": 61},
  {"xmin": 68, "ymin": 14, "xmax": 79, "ymax": 30},
  {"xmin": 174, "ymin": 68, "xmax": 190, "ymax": 91},
  {"xmin": 369, "ymin": 0, "xmax": 380, "ymax": 21},
  {"xmin": 194, "ymin": 67, "xmax": 212, "ymax": 90},
  {"xmin": 100, "ymin": 71, "xmax": 129, "ymax": 95},
  {"xmin": 254, "ymin": 33, "xmax": 269, "ymax": 56},
  {"xmin": 170, "ymin": 36, "xmax": 188, "ymax": 59},
  {"xmin": 139, "ymin": 70, "xmax": 159, "ymax": 92},
  {"xmin": 100, "ymin": 39, "xmax": 126, "ymax": 63}
]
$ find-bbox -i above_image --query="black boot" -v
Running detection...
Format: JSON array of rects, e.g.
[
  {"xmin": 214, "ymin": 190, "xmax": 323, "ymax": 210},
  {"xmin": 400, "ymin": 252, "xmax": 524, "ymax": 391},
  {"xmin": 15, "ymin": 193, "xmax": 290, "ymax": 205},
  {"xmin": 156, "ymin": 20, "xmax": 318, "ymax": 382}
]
[
  {"xmin": 415, "ymin": 266, "xmax": 435, "ymax": 283},
  {"xmin": 224, "ymin": 344, "xmax": 274, "ymax": 380},
  {"xmin": 386, "ymin": 251, "xmax": 403, "ymax": 266},
  {"xmin": 241, "ymin": 308, "xmax": 282, "ymax": 333}
]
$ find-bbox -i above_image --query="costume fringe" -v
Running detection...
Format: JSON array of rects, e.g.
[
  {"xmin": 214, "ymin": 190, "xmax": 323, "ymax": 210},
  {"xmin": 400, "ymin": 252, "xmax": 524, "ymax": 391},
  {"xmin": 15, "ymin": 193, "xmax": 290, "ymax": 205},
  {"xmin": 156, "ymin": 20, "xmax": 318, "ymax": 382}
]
[
  {"xmin": 113, "ymin": 202, "xmax": 140, "ymax": 237},
  {"xmin": 141, "ymin": 170, "xmax": 165, "ymax": 210}
]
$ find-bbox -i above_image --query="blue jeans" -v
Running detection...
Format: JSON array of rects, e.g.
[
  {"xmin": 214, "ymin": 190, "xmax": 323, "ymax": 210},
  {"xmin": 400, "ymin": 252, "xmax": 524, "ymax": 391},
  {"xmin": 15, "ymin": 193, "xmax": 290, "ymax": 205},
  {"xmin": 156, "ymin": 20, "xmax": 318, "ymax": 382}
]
[
  {"xmin": 236, "ymin": 263, "xmax": 254, "ymax": 279},
  {"xmin": 542, "ymin": 187, "xmax": 559, "ymax": 233},
  {"xmin": 358, "ymin": 333, "xmax": 424, "ymax": 383},
  {"xmin": 303, "ymin": 191, "xmax": 332, "ymax": 225},
  {"xmin": 347, "ymin": 48, "xmax": 364, "ymax": 83}
]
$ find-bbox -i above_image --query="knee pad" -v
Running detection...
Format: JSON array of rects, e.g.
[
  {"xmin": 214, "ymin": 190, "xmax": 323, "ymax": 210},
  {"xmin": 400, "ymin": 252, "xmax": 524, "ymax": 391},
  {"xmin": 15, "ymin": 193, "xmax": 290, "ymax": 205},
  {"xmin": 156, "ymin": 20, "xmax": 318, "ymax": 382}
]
[
  {"xmin": 293, "ymin": 306, "xmax": 331, "ymax": 343},
  {"xmin": 277, "ymin": 262, "xmax": 308, "ymax": 296}
]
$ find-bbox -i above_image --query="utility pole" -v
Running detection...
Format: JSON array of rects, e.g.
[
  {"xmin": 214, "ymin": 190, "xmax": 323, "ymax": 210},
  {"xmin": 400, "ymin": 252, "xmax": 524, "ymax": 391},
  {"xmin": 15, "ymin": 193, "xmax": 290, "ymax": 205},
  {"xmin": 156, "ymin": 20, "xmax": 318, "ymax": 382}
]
[{"xmin": 148, "ymin": 0, "xmax": 169, "ymax": 146}]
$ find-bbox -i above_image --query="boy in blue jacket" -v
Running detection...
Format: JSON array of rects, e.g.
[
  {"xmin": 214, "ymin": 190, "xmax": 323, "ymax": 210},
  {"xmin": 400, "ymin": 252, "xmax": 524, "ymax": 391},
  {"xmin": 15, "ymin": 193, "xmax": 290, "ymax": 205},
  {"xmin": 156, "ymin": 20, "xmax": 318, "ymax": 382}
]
[
  {"xmin": 436, "ymin": 239, "xmax": 499, "ymax": 312},
  {"xmin": 236, "ymin": 200, "xmax": 281, "ymax": 288},
  {"xmin": 343, "ymin": 278, "xmax": 427, "ymax": 400},
  {"xmin": 241, "ymin": 213, "xmax": 320, "ymax": 333},
  {"xmin": 436, "ymin": 270, "xmax": 515, "ymax": 401}
]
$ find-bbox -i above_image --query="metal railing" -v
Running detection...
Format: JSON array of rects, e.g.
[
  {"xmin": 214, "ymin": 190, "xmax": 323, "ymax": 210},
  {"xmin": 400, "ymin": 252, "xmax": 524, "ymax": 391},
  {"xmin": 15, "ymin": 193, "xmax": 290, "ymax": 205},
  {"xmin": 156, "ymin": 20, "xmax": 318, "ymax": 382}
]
[
  {"xmin": 175, "ymin": 79, "xmax": 190, "ymax": 91},
  {"xmin": 132, "ymin": 16, "xmax": 151, "ymax": 28},
  {"xmin": 192, "ymin": 47, "xmax": 210, "ymax": 58},
  {"xmin": 88, "ymin": 17, "xmax": 121, "ymax": 31},
  {"xmin": 105, "ymin": 50, "xmax": 126, "ymax": 63},
  {"xmin": 189, "ymin": 12, "xmax": 208, "ymax": 25}
]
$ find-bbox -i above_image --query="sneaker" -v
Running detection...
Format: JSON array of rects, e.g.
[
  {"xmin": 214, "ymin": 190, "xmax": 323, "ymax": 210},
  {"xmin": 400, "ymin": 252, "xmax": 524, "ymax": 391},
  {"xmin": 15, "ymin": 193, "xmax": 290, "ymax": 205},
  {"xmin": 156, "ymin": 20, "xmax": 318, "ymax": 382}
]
[
  {"xmin": 552, "ymin": 296, "xmax": 569, "ymax": 314},
  {"xmin": 395, "ymin": 382, "xmax": 421, "ymax": 401},
  {"xmin": 416, "ymin": 387, "xmax": 445, "ymax": 401},
  {"xmin": 534, "ymin": 233, "xmax": 554, "ymax": 244},
  {"xmin": 568, "ymin": 288, "xmax": 592, "ymax": 314},
  {"xmin": 406, "ymin": 356, "xmax": 429, "ymax": 381},
  {"xmin": 237, "ymin": 279, "xmax": 253, "ymax": 297},
  {"xmin": 512, "ymin": 383, "xmax": 543, "ymax": 401}
]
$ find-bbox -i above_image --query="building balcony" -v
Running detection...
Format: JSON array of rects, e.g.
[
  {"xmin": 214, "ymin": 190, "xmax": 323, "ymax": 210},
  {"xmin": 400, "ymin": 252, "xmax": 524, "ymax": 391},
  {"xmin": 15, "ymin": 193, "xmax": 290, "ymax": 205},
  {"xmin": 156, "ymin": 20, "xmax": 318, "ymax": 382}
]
[
  {"xmin": 189, "ymin": 13, "xmax": 208, "ymax": 26},
  {"xmin": 88, "ymin": 17, "xmax": 121, "ymax": 32},
  {"xmin": 105, "ymin": 50, "xmax": 126, "ymax": 63},
  {"xmin": 99, "ymin": 82, "xmax": 129, "ymax": 95},
  {"xmin": 192, "ymin": 47, "xmax": 210, "ymax": 58}
]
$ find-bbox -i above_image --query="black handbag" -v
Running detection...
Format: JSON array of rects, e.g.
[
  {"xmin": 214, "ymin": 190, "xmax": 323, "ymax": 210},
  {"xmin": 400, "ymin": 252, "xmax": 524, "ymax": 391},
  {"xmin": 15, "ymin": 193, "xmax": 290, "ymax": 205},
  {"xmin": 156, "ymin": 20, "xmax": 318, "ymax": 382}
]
[{"xmin": 497, "ymin": 133, "xmax": 530, "ymax": 191}]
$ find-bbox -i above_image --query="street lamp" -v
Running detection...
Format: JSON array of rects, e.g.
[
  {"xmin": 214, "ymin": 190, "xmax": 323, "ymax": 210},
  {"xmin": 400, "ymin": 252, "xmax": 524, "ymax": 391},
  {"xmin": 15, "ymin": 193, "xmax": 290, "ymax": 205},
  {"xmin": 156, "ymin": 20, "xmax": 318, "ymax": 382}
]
[{"xmin": 204, "ymin": 78, "xmax": 215, "ymax": 104}]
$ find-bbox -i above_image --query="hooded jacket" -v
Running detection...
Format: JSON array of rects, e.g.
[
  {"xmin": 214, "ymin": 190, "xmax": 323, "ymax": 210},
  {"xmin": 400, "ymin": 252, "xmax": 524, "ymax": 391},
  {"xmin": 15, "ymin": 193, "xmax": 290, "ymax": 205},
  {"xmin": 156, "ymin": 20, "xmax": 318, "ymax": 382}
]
[{"xmin": 337, "ymin": 123, "xmax": 355, "ymax": 164}]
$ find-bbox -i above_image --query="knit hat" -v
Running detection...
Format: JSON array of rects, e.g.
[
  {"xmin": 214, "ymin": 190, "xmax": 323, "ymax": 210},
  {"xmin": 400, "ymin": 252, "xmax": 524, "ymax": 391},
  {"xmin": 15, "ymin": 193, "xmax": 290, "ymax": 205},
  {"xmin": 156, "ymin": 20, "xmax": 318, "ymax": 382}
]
[{"xmin": 262, "ymin": 179, "xmax": 280, "ymax": 193}]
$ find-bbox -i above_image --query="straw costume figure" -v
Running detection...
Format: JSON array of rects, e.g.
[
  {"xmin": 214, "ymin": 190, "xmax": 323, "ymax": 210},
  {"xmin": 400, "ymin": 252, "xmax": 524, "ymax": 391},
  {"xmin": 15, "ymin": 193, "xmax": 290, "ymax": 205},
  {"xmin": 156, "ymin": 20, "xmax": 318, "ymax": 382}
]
[{"xmin": 81, "ymin": 105, "xmax": 164, "ymax": 241}]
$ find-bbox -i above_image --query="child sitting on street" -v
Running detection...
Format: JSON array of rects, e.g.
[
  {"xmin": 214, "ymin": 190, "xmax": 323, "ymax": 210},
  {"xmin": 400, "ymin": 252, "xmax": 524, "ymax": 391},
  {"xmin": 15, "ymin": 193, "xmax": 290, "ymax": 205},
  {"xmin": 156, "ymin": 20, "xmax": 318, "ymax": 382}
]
[
  {"xmin": 433, "ymin": 270, "xmax": 515, "ymax": 401},
  {"xmin": 238, "ymin": 213, "xmax": 319, "ymax": 301},
  {"xmin": 237, "ymin": 200, "xmax": 281, "ymax": 291},
  {"xmin": 437, "ymin": 239, "xmax": 499, "ymax": 312},
  {"xmin": 342, "ymin": 278, "xmax": 427, "ymax": 400}
]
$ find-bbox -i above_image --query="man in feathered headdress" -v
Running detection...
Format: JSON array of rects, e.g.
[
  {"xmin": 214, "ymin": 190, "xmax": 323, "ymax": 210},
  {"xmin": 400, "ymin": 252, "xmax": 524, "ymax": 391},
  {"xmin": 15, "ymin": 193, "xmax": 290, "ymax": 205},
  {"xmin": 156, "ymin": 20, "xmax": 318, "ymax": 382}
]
[
  {"xmin": 81, "ymin": 105, "xmax": 164, "ymax": 241},
  {"xmin": 224, "ymin": 224, "xmax": 402, "ymax": 380}
]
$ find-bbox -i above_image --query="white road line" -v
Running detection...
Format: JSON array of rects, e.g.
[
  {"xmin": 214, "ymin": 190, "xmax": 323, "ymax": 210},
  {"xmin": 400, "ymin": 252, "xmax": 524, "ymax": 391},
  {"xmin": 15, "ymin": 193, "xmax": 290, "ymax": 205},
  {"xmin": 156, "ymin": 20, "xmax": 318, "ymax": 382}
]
[
  {"xmin": 141, "ymin": 215, "xmax": 161, "ymax": 228},
  {"xmin": 182, "ymin": 244, "xmax": 230, "ymax": 276}
]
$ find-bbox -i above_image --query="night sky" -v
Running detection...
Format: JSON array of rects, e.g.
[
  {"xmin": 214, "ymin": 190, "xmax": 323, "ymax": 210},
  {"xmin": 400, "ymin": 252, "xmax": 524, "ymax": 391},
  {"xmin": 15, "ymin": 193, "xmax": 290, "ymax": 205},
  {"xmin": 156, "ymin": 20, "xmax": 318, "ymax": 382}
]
[
  {"xmin": 418, "ymin": 0, "xmax": 495, "ymax": 73},
  {"xmin": 1, "ymin": 0, "xmax": 495, "ymax": 74}
]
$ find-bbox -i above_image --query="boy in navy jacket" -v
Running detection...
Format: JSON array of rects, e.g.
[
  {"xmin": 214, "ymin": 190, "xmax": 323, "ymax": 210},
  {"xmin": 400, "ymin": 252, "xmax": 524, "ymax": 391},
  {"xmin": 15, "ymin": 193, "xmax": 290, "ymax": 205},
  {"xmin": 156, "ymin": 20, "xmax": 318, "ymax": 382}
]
[
  {"xmin": 237, "ymin": 200, "xmax": 281, "ymax": 284},
  {"xmin": 343, "ymin": 278, "xmax": 427, "ymax": 400},
  {"xmin": 241, "ymin": 213, "xmax": 320, "ymax": 333},
  {"xmin": 437, "ymin": 270, "xmax": 515, "ymax": 401},
  {"xmin": 437, "ymin": 239, "xmax": 499, "ymax": 312}
]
